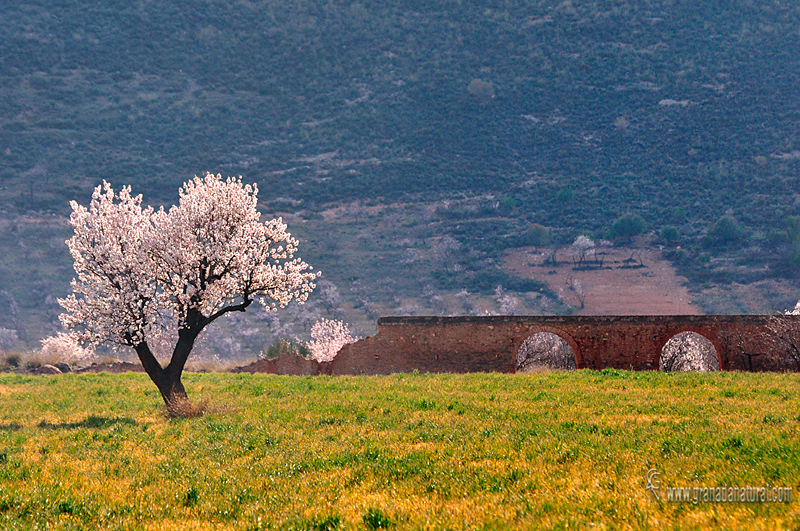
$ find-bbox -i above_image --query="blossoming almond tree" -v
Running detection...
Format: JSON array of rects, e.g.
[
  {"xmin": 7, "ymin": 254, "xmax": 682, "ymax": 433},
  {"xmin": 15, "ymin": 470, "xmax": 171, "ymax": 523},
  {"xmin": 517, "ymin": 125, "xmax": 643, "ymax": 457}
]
[
  {"xmin": 40, "ymin": 332, "xmax": 94, "ymax": 364},
  {"xmin": 59, "ymin": 173, "xmax": 317, "ymax": 414},
  {"xmin": 305, "ymin": 318, "xmax": 360, "ymax": 363}
]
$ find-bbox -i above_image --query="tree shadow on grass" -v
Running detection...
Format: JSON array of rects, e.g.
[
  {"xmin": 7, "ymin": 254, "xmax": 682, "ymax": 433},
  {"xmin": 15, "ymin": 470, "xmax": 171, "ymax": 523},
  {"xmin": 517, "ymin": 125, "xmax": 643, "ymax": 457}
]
[
  {"xmin": 0, "ymin": 422, "xmax": 22, "ymax": 431},
  {"xmin": 37, "ymin": 415, "xmax": 139, "ymax": 430}
]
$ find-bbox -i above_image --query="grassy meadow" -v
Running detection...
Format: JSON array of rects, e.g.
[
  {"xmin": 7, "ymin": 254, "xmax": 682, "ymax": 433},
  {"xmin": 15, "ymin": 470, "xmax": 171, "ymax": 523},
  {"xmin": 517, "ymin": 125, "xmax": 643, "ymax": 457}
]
[{"xmin": 0, "ymin": 371, "xmax": 798, "ymax": 530}]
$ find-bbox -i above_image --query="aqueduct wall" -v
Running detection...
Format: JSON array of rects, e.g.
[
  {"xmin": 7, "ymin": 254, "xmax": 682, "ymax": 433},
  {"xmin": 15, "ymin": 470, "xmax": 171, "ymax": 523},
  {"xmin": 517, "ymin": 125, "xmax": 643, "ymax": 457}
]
[{"xmin": 326, "ymin": 315, "xmax": 799, "ymax": 374}]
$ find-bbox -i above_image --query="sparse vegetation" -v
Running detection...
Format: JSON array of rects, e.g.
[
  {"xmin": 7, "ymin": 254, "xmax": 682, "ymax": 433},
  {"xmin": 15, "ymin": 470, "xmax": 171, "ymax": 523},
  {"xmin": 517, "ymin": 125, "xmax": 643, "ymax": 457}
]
[
  {"xmin": 517, "ymin": 332, "xmax": 576, "ymax": 371},
  {"xmin": 262, "ymin": 338, "xmax": 311, "ymax": 361}
]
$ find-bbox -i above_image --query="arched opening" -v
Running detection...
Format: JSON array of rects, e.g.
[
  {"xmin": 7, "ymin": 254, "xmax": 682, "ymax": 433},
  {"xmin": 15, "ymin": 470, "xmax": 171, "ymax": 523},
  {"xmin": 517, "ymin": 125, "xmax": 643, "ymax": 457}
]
[
  {"xmin": 660, "ymin": 332, "xmax": 719, "ymax": 372},
  {"xmin": 517, "ymin": 332, "xmax": 576, "ymax": 371}
]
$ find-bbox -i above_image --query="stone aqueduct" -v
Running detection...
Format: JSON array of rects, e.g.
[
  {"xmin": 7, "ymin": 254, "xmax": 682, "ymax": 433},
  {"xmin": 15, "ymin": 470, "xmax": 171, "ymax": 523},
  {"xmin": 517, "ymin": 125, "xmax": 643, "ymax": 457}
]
[{"xmin": 321, "ymin": 315, "xmax": 800, "ymax": 375}]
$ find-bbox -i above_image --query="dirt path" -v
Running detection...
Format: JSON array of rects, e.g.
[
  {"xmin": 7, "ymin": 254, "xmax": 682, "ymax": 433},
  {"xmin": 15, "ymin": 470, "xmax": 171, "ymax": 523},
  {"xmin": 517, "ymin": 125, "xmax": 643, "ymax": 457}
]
[{"xmin": 504, "ymin": 245, "xmax": 700, "ymax": 315}]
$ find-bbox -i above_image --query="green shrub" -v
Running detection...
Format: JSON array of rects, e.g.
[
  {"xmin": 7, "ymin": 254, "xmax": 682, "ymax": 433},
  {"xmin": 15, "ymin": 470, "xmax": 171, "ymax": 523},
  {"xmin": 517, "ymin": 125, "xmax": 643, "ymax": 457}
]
[
  {"xmin": 767, "ymin": 228, "xmax": 789, "ymax": 247},
  {"xmin": 670, "ymin": 207, "xmax": 687, "ymax": 224},
  {"xmin": 702, "ymin": 215, "xmax": 747, "ymax": 249},
  {"xmin": 659, "ymin": 226, "xmax": 680, "ymax": 244},
  {"xmin": 609, "ymin": 213, "xmax": 647, "ymax": 242},
  {"xmin": 3, "ymin": 353, "xmax": 20, "ymax": 368},
  {"xmin": 519, "ymin": 224, "xmax": 551, "ymax": 248},
  {"xmin": 556, "ymin": 185, "xmax": 573, "ymax": 203}
]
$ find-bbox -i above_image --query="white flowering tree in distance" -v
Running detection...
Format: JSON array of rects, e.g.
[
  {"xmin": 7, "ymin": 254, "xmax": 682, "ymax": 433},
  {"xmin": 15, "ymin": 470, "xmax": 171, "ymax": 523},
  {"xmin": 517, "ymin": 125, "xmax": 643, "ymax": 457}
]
[
  {"xmin": 59, "ymin": 173, "xmax": 317, "ymax": 415},
  {"xmin": 305, "ymin": 318, "xmax": 360, "ymax": 363}
]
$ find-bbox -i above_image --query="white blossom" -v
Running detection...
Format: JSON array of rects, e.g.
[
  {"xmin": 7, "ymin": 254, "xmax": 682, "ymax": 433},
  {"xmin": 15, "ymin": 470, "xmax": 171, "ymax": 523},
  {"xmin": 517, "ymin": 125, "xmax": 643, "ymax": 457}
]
[
  {"xmin": 59, "ymin": 174, "xmax": 317, "ymax": 349},
  {"xmin": 517, "ymin": 332, "xmax": 576, "ymax": 371},
  {"xmin": 572, "ymin": 235, "xmax": 595, "ymax": 266},
  {"xmin": 660, "ymin": 332, "xmax": 719, "ymax": 372},
  {"xmin": 305, "ymin": 318, "xmax": 360, "ymax": 363},
  {"xmin": 494, "ymin": 285, "xmax": 520, "ymax": 315},
  {"xmin": 40, "ymin": 332, "xmax": 94, "ymax": 364}
]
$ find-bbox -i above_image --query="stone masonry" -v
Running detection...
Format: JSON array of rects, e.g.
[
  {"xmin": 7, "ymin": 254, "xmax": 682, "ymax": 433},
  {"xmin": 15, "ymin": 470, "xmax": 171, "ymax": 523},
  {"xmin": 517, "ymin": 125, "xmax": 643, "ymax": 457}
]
[{"xmin": 327, "ymin": 315, "xmax": 800, "ymax": 375}]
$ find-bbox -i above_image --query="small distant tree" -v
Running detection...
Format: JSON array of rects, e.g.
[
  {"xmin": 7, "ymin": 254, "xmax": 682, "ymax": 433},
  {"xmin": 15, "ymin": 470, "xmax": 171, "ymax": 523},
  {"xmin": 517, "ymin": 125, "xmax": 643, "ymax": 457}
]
[
  {"xmin": 305, "ymin": 318, "xmax": 360, "ymax": 363},
  {"xmin": 544, "ymin": 246, "xmax": 559, "ymax": 266},
  {"xmin": 0, "ymin": 327, "xmax": 18, "ymax": 351},
  {"xmin": 59, "ymin": 174, "xmax": 317, "ymax": 415},
  {"xmin": 494, "ymin": 285, "xmax": 519, "ymax": 315},
  {"xmin": 40, "ymin": 332, "xmax": 94, "ymax": 364},
  {"xmin": 571, "ymin": 235, "xmax": 595, "ymax": 267},
  {"xmin": 566, "ymin": 276, "xmax": 587, "ymax": 309},
  {"xmin": 318, "ymin": 280, "xmax": 343, "ymax": 316},
  {"xmin": 609, "ymin": 213, "xmax": 647, "ymax": 242},
  {"xmin": 456, "ymin": 289, "xmax": 482, "ymax": 315},
  {"xmin": 660, "ymin": 332, "xmax": 719, "ymax": 372},
  {"xmin": 521, "ymin": 224, "xmax": 551, "ymax": 250},
  {"xmin": 702, "ymin": 215, "xmax": 747, "ymax": 249},
  {"xmin": 433, "ymin": 235, "xmax": 463, "ymax": 270}
]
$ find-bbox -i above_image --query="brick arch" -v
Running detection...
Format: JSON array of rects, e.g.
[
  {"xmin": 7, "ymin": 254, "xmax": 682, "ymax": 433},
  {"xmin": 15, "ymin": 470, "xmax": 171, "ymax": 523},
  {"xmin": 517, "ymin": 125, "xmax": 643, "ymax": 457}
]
[
  {"xmin": 515, "ymin": 326, "xmax": 582, "ymax": 371},
  {"xmin": 328, "ymin": 315, "xmax": 795, "ymax": 375},
  {"xmin": 655, "ymin": 329, "xmax": 723, "ymax": 371}
]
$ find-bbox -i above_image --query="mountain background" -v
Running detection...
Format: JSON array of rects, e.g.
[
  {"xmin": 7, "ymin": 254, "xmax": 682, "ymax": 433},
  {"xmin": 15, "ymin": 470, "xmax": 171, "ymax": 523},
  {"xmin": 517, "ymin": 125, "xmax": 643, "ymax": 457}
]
[{"xmin": 3, "ymin": 0, "xmax": 800, "ymax": 356}]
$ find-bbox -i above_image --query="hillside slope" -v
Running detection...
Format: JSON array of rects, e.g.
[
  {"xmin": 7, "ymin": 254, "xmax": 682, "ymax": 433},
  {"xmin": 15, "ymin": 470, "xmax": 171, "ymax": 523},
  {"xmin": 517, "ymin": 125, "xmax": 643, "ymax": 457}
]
[
  {"xmin": 2, "ymin": 1, "xmax": 800, "ymax": 350},
  {"xmin": 3, "ymin": 1, "xmax": 800, "ymax": 220}
]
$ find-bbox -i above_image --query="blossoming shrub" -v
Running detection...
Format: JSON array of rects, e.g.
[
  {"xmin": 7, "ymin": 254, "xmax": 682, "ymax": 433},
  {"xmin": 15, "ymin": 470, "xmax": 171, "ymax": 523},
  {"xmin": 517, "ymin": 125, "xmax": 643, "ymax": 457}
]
[
  {"xmin": 306, "ymin": 319, "xmax": 359, "ymax": 363},
  {"xmin": 40, "ymin": 332, "xmax": 94, "ymax": 364}
]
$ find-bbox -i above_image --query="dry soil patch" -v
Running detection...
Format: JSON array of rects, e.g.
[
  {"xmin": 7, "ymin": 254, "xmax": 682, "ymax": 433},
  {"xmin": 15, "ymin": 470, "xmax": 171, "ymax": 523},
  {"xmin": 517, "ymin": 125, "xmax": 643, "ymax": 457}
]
[{"xmin": 504, "ymin": 245, "xmax": 700, "ymax": 315}]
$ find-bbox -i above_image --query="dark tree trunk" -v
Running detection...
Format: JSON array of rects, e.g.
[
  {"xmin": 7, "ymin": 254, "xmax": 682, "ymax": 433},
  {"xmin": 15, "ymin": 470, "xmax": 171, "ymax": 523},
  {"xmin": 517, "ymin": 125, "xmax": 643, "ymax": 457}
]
[
  {"xmin": 134, "ymin": 329, "xmax": 199, "ymax": 416},
  {"xmin": 130, "ymin": 306, "xmax": 249, "ymax": 416},
  {"xmin": 156, "ymin": 374, "xmax": 189, "ymax": 415}
]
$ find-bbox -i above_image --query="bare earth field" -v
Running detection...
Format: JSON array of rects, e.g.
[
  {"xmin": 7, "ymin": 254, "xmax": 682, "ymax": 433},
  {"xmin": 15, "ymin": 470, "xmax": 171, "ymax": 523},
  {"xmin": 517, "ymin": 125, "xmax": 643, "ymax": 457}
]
[{"xmin": 504, "ymin": 245, "xmax": 701, "ymax": 315}]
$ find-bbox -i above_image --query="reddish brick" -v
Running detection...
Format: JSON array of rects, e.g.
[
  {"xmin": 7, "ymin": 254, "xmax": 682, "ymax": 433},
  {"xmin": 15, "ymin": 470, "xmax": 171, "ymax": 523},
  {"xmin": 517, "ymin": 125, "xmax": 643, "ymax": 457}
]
[{"xmin": 327, "ymin": 315, "xmax": 799, "ymax": 374}]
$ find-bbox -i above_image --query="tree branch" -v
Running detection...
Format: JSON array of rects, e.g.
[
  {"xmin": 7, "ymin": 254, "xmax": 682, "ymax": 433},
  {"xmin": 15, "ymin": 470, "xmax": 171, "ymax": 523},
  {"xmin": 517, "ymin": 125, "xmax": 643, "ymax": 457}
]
[{"xmin": 202, "ymin": 297, "xmax": 253, "ymax": 328}]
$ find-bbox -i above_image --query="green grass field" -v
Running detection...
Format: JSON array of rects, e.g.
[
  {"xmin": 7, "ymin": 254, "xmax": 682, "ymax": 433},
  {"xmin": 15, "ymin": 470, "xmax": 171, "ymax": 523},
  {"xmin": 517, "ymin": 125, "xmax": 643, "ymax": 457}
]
[{"xmin": 0, "ymin": 371, "xmax": 798, "ymax": 530}]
